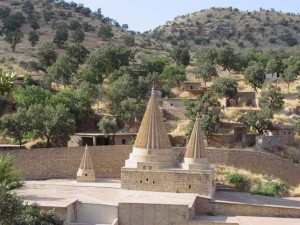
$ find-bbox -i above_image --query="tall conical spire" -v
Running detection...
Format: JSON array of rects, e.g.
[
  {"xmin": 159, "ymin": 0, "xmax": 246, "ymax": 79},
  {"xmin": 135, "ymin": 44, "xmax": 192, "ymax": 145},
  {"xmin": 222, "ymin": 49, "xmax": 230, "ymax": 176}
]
[
  {"xmin": 133, "ymin": 87, "xmax": 172, "ymax": 150},
  {"xmin": 185, "ymin": 118, "xmax": 207, "ymax": 159},
  {"xmin": 77, "ymin": 145, "xmax": 95, "ymax": 182},
  {"xmin": 79, "ymin": 145, "xmax": 94, "ymax": 170}
]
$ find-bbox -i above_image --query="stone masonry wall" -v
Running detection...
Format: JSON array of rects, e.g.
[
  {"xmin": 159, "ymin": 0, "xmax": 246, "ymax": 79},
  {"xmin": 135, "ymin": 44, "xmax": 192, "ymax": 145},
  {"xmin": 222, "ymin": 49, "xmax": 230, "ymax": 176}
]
[
  {"xmin": 0, "ymin": 146, "xmax": 132, "ymax": 179},
  {"xmin": 0, "ymin": 146, "xmax": 299, "ymax": 186},
  {"xmin": 174, "ymin": 148, "xmax": 300, "ymax": 186},
  {"xmin": 195, "ymin": 197, "xmax": 300, "ymax": 218},
  {"xmin": 121, "ymin": 169, "xmax": 214, "ymax": 196}
]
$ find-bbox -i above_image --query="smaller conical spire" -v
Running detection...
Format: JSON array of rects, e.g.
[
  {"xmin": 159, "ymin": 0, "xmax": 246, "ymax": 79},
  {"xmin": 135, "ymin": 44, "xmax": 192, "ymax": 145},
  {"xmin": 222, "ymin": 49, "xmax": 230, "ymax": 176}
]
[
  {"xmin": 77, "ymin": 145, "xmax": 96, "ymax": 182},
  {"xmin": 79, "ymin": 145, "xmax": 94, "ymax": 170},
  {"xmin": 185, "ymin": 118, "xmax": 207, "ymax": 159}
]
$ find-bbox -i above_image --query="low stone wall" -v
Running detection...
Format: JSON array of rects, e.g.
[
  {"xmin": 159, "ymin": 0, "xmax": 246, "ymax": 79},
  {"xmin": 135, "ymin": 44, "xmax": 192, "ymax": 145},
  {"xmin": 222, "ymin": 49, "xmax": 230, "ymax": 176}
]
[
  {"xmin": 195, "ymin": 197, "xmax": 300, "ymax": 218},
  {"xmin": 1, "ymin": 146, "xmax": 299, "ymax": 186},
  {"xmin": 174, "ymin": 148, "xmax": 300, "ymax": 186},
  {"xmin": 0, "ymin": 146, "xmax": 132, "ymax": 179},
  {"xmin": 163, "ymin": 108, "xmax": 188, "ymax": 120}
]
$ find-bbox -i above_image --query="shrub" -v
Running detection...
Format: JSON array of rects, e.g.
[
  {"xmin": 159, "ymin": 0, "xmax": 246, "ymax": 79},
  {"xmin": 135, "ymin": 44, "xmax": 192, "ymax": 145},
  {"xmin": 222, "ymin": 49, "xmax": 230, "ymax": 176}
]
[
  {"xmin": 251, "ymin": 180, "xmax": 288, "ymax": 197},
  {"xmin": 226, "ymin": 172, "xmax": 247, "ymax": 189}
]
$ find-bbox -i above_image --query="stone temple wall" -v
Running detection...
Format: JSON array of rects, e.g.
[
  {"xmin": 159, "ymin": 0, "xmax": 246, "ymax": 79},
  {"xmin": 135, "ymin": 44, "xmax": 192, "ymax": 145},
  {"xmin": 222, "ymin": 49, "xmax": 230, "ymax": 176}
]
[
  {"xmin": 0, "ymin": 146, "xmax": 299, "ymax": 186},
  {"xmin": 121, "ymin": 169, "xmax": 214, "ymax": 196}
]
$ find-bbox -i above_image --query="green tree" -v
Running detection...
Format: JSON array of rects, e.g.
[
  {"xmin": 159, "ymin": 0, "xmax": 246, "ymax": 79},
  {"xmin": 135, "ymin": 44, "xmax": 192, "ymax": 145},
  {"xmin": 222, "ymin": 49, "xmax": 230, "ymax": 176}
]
[
  {"xmin": 123, "ymin": 33, "xmax": 135, "ymax": 46},
  {"xmin": 98, "ymin": 24, "xmax": 114, "ymax": 41},
  {"xmin": 170, "ymin": 46, "xmax": 190, "ymax": 67},
  {"xmin": 21, "ymin": 0, "xmax": 34, "ymax": 14},
  {"xmin": 216, "ymin": 45, "xmax": 237, "ymax": 71},
  {"xmin": 107, "ymin": 74, "xmax": 143, "ymax": 111},
  {"xmin": 282, "ymin": 65, "xmax": 298, "ymax": 92},
  {"xmin": 195, "ymin": 47, "xmax": 217, "ymax": 65},
  {"xmin": 244, "ymin": 62, "xmax": 265, "ymax": 92},
  {"xmin": 16, "ymin": 204, "xmax": 63, "ymax": 225},
  {"xmin": 47, "ymin": 55, "xmax": 78, "ymax": 85},
  {"xmin": 53, "ymin": 27, "xmax": 69, "ymax": 47},
  {"xmin": 211, "ymin": 77, "xmax": 238, "ymax": 98},
  {"xmin": 265, "ymin": 57, "xmax": 283, "ymax": 74},
  {"xmin": 13, "ymin": 85, "xmax": 51, "ymax": 108},
  {"xmin": 37, "ymin": 43, "xmax": 57, "ymax": 69},
  {"xmin": 117, "ymin": 98, "xmax": 146, "ymax": 124},
  {"xmin": 0, "ymin": 108, "xmax": 30, "ymax": 147},
  {"xmin": 28, "ymin": 31, "xmax": 39, "ymax": 47},
  {"xmin": 28, "ymin": 104, "xmax": 76, "ymax": 147},
  {"xmin": 184, "ymin": 93, "xmax": 219, "ymax": 143},
  {"xmin": 29, "ymin": 19, "xmax": 40, "ymax": 30},
  {"xmin": 98, "ymin": 117, "xmax": 118, "ymax": 144},
  {"xmin": 162, "ymin": 64, "xmax": 186, "ymax": 88},
  {"xmin": 142, "ymin": 55, "xmax": 168, "ymax": 74},
  {"xmin": 78, "ymin": 81, "xmax": 102, "ymax": 106},
  {"xmin": 0, "ymin": 70, "xmax": 16, "ymax": 97},
  {"xmin": 239, "ymin": 110, "xmax": 272, "ymax": 135},
  {"xmin": 72, "ymin": 29, "xmax": 85, "ymax": 43},
  {"xmin": 195, "ymin": 62, "xmax": 217, "ymax": 85},
  {"xmin": 108, "ymin": 66, "xmax": 135, "ymax": 83},
  {"xmin": 69, "ymin": 20, "xmax": 81, "ymax": 31},
  {"xmin": 43, "ymin": 10, "xmax": 52, "ymax": 23},
  {"xmin": 50, "ymin": 89, "xmax": 94, "ymax": 122},
  {"xmin": 0, "ymin": 155, "xmax": 22, "ymax": 190},
  {"xmin": 259, "ymin": 83, "xmax": 284, "ymax": 113},
  {"xmin": 5, "ymin": 31, "xmax": 23, "ymax": 52},
  {"xmin": 66, "ymin": 44, "xmax": 89, "ymax": 64}
]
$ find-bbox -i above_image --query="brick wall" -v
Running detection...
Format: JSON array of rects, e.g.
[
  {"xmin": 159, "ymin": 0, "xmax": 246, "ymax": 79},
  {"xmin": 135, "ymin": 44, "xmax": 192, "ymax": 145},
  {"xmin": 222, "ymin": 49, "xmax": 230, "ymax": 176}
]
[
  {"xmin": 0, "ymin": 146, "xmax": 132, "ymax": 179},
  {"xmin": 1, "ymin": 146, "xmax": 299, "ymax": 186},
  {"xmin": 174, "ymin": 148, "xmax": 300, "ymax": 186}
]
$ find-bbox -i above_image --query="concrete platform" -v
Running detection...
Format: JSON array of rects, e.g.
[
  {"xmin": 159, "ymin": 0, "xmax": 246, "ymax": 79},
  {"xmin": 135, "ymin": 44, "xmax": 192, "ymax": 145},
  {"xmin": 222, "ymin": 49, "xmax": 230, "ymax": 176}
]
[
  {"xmin": 237, "ymin": 216, "xmax": 300, "ymax": 225},
  {"xmin": 16, "ymin": 179, "xmax": 197, "ymax": 207}
]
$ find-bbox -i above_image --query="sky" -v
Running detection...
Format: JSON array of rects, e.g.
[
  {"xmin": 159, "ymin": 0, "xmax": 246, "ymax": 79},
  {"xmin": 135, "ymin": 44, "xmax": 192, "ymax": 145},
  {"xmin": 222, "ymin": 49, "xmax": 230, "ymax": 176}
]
[{"xmin": 71, "ymin": 0, "xmax": 300, "ymax": 32}]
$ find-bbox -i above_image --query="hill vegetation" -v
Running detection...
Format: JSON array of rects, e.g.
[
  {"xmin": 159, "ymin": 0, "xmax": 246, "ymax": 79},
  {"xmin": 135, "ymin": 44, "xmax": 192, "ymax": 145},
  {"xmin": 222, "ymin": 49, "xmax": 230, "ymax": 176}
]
[{"xmin": 151, "ymin": 7, "xmax": 300, "ymax": 51}]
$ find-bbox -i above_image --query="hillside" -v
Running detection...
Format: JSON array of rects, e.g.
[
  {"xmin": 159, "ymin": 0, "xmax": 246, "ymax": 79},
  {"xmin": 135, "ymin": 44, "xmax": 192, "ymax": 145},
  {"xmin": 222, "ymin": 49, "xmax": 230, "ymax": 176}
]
[
  {"xmin": 151, "ymin": 7, "xmax": 300, "ymax": 52},
  {"xmin": 0, "ymin": 0, "xmax": 162, "ymax": 75}
]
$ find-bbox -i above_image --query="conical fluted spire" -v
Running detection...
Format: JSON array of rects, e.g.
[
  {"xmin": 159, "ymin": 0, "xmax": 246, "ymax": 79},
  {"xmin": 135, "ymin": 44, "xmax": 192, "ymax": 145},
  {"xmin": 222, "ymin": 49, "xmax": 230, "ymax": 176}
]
[
  {"xmin": 185, "ymin": 118, "xmax": 207, "ymax": 159},
  {"xmin": 134, "ymin": 88, "xmax": 172, "ymax": 149},
  {"xmin": 79, "ymin": 145, "xmax": 94, "ymax": 170}
]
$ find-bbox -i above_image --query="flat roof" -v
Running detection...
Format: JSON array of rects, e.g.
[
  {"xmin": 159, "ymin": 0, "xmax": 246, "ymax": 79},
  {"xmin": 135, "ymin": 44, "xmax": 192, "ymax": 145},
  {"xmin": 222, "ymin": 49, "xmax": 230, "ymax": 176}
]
[{"xmin": 16, "ymin": 179, "xmax": 197, "ymax": 207}]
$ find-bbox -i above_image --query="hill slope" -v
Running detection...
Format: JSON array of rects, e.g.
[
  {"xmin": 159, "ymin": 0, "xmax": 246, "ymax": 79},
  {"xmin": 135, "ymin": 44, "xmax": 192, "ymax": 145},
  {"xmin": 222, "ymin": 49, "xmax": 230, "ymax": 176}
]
[{"xmin": 151, "ymin": 7, "xmax": 300, "ymax": 52}]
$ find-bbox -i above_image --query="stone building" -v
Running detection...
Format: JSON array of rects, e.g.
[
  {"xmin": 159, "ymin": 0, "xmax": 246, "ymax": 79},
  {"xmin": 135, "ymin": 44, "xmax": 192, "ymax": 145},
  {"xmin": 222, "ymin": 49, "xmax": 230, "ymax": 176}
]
[
  {"xmin": 121, "ymin": 88, "xmax": 215, "ymax": 197},
  {"xmin": 68, "ymin": 132, "xmax": 136, "ymax": 147},
  {"xmin": 181, "ymin": 81, "xmax": 208, "ymax": 96},
  {"xmin": 221, "ymin": 92, "xmax": 257, "ymax": 108},
  {"xmin": 77, "ymin": 145, "xmax": 96, "ymax": 182},
  {"xmin": 256, "ymin": 124, "xmax": 295, "ymax": 149}
]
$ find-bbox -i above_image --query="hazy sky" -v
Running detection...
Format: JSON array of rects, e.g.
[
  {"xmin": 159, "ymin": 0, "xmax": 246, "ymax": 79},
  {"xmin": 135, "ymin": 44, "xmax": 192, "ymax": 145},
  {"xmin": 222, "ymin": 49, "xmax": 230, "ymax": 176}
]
[{"xmin": 71, "ymin": 0, "xmax": 300, "ymax": 32}]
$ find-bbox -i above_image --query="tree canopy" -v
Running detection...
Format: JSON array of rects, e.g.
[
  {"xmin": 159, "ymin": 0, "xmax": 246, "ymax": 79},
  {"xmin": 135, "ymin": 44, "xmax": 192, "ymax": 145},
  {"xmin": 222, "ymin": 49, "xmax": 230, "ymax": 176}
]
[{"xmin": 211, "ymin": 77, "xmax": 238, "ymax": 98}]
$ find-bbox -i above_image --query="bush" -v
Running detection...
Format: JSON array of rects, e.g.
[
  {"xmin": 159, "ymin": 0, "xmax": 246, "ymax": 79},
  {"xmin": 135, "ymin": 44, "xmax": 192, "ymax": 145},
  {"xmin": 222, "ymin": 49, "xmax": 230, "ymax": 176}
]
[
  {"xmin": 251, "ymin": 180, "xmax": 288, "ymax": 197},
  {"xmin": 226, "ymin": 172, "xmax": 247, "ymax": 189}
]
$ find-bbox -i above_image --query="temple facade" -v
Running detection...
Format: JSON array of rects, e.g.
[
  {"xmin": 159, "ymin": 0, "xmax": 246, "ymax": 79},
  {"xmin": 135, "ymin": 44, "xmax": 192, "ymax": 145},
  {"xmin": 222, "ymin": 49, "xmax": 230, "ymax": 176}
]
[{"xmin": 121, "ymin": 88, "xmax": 215, "ymax": 197}]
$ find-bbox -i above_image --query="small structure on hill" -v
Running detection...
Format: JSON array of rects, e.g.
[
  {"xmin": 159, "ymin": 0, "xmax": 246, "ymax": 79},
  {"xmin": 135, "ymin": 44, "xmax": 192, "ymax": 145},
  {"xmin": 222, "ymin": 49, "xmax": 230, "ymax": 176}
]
[
  {"xmin": 264, "ymin": 72, "xmax": 280, "ymax": 80},
  {"xmin": 121, "ymin": 88, "xmax": 215, "ymax": 197},
  {"xmin": 181, "ymin": 81, "xmax": 208, "ymax": 96},
  {"xmin": 68, "ymin": 132, "xmax": 136, "ymax": 147},
  {"xmin": 257, "ymin": 124, "xmax": 295, "ymax": 149},
  {"xmin": 222, "ymin": 92, "xmax": 257, "ymax": 109},
  {"xmin": 77, "ymin": 145, "xmax": 95, "ymax": 182}
]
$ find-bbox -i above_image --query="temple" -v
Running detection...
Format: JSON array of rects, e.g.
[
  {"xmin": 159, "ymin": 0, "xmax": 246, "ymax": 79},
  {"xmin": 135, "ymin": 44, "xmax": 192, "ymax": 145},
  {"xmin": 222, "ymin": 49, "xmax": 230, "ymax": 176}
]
[{"xmin": 121, "ymin": 88, "xmax": 215, "ymax": 197}]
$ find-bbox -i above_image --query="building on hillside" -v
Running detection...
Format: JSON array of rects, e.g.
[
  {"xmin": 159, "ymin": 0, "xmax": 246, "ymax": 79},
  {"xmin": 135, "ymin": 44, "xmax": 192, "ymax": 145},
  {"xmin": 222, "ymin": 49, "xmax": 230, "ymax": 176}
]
[
  {"xmin": 121, "ymin": 88, "xmax": 215, "ymax": 197},
  {"xmin": 256, "ymin": 124, "xmax": 295, "ymax": 149},
  {"xmin": 264, "ymin": 72, "xmax": 280, "ymax": 80},
  {"xmin": 221, "ymin": 91, "xmax": 257, "ymax": 109},
  {"xmin": 181, "ymin": 81, "xmax": 208, "ymax": 96},
  {"xmin": 68, "ymin": 133, "xmax": 136, "ymax": 147},
  {"xmin": 162, "ymin": 98, "xmax": 190, "ymax": 120}
]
